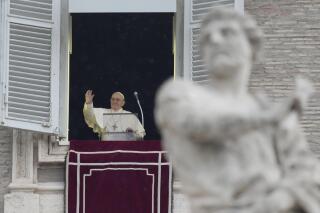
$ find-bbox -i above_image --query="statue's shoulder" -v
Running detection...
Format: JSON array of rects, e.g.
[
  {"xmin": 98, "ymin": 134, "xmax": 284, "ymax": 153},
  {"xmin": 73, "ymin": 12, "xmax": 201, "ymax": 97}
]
[
  {"xmin": 159, "ymin": 77, "xmax": 193, "ymax": 91},
  {"xmin": 156, "ymin": 78, "xmax": 198, "ymax": 102}
]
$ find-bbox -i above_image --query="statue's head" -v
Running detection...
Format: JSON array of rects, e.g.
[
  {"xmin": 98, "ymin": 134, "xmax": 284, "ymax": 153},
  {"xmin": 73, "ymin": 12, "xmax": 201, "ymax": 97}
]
[{"xmin": 199, "ymin": 9, "xmax": 263, "ymax": 80}]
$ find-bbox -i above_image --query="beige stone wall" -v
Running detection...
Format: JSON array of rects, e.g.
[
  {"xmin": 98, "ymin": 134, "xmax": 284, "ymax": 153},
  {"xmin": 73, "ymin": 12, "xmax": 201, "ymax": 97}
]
[
  {"xmin": 0, "ymin": 128, "xmax": 12, "ymax": 213},
  {"xmin": 246, "ymin": 0, "xmax": 320, "ymax": 154}
]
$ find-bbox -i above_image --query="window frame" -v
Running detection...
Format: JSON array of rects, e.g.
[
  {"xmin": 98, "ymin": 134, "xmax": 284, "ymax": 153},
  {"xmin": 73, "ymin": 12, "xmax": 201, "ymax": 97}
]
[{"xmin": 0, "ymin": 0, "xmax": 244, "ymax": 148}]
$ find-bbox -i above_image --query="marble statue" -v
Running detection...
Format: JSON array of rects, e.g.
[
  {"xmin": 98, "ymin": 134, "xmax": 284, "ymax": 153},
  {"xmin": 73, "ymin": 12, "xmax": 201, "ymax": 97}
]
[{"xmin": 155, "ymin": 8, "xmax": 320, "ymax": 213}]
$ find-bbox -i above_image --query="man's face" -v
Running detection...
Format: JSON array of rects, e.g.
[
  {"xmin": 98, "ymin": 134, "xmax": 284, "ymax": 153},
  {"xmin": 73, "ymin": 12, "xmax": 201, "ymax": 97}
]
[
  {"xmin": 110, "ymin": 93, "xmax": 125, "ymax": 111},
  {"xmin": 200, "ymin": 20, "xmax": 252, "ymax": 78}
]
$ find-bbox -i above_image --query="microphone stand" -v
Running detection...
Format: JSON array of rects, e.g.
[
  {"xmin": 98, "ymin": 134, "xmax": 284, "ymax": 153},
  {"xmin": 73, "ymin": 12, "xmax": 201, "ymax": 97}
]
[{"xmin": 134, "ymin": 92, "xmax": 144, "ymax": 128}]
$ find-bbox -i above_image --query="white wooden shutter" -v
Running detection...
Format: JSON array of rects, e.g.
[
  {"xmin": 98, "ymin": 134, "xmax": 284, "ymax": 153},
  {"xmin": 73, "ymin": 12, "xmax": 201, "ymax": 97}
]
[
  {"xmin": 0, "ymin": 0, "xmax": 61, "ymax": 134},
  {"xmin": 183, "ymin": 0, "xmax": 244, "ymax": 84}
]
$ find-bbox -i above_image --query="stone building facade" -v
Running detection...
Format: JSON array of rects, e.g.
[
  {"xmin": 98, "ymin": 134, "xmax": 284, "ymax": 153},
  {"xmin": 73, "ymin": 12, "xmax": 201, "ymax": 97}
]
[
  {"xmin": 0, "ymin": 1, "xmax": 320, "ymax": 213},
  {"xmin": 0, "ymin": 128, "xmax": 11, "ymax": 213},
  {"xmin": 247, "ymin": 0, "xmax": 320, "ymax": 154}
]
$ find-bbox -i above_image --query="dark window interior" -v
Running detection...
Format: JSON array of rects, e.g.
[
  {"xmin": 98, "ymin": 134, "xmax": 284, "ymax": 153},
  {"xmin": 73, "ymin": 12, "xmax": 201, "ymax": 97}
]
[{"xmin": 69, "ymin": 13, "xmax": 174, "ymax": 140}]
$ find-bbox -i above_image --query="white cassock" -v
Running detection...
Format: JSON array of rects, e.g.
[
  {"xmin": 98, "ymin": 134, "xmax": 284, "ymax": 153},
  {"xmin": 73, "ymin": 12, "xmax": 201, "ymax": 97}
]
[{"xmin": 83, "ymin": 103, "xmax": 146, "ymax": 141}]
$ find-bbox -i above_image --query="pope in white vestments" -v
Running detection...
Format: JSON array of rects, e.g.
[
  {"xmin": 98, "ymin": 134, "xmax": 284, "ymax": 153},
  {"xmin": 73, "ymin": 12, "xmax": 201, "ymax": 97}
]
[{"xmin": 83, "ymin": 90, "xmax": 146, "ymax": 141}]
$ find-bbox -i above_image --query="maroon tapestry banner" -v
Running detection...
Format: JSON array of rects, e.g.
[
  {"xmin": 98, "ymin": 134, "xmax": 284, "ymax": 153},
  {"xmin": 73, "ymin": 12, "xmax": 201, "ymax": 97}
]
[{"xmin": 66, "ymin": 140, "xmax": 172, "ymax": 213}]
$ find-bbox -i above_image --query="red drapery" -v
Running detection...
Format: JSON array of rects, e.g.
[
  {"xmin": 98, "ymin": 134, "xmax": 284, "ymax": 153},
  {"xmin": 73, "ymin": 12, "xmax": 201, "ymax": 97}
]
[{"xmin": 66, "ymin": 140, "xmax": 172, "ymax": 213}]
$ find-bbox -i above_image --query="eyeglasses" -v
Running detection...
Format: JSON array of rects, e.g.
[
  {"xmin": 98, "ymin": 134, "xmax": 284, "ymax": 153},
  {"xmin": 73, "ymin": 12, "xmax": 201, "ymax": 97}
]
[{"xmin": 111, "ymin": 98, "xmax": 123, "ymax": 101}]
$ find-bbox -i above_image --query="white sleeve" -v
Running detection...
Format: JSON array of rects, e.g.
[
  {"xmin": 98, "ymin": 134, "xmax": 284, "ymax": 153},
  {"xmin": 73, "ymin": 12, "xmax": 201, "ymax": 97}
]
[{"xmin": 83, "ymin": 103, "xmax": 105, "ymax": 134}]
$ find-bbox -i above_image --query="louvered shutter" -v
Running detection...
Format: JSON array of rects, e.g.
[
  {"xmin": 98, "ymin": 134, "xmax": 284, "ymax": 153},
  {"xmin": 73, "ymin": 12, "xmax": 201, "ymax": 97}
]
[
  {"xmin": 183, "ymin": 0, "xmax": 244, "ymax": 84},
  {"xmin": 0, "ymin": 0, "xmax": 61, "ymax": 134}
]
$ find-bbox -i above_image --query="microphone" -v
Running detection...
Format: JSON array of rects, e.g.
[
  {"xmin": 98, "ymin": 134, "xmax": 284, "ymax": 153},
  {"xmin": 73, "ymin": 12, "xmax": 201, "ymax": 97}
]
[
  {"xmin": 134, "ymin": 91, "xmax": 139, "ymax": 99},
  {"xmin": 133, "ymin": 91, "xmax": 144, "ymax": 128}
]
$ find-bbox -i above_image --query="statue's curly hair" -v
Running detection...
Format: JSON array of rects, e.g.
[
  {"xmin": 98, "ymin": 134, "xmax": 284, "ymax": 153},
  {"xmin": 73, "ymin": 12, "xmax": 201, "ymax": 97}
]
[{"xmin": 200, "ymin": 8, "xmax": 263, "ymax": 62}]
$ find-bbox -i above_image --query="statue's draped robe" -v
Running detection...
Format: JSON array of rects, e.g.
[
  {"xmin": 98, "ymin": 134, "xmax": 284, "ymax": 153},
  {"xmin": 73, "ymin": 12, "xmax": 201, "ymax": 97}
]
[{"xmin": 156, "ymin": 79, "xmax": 320, "ymax": 213}]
